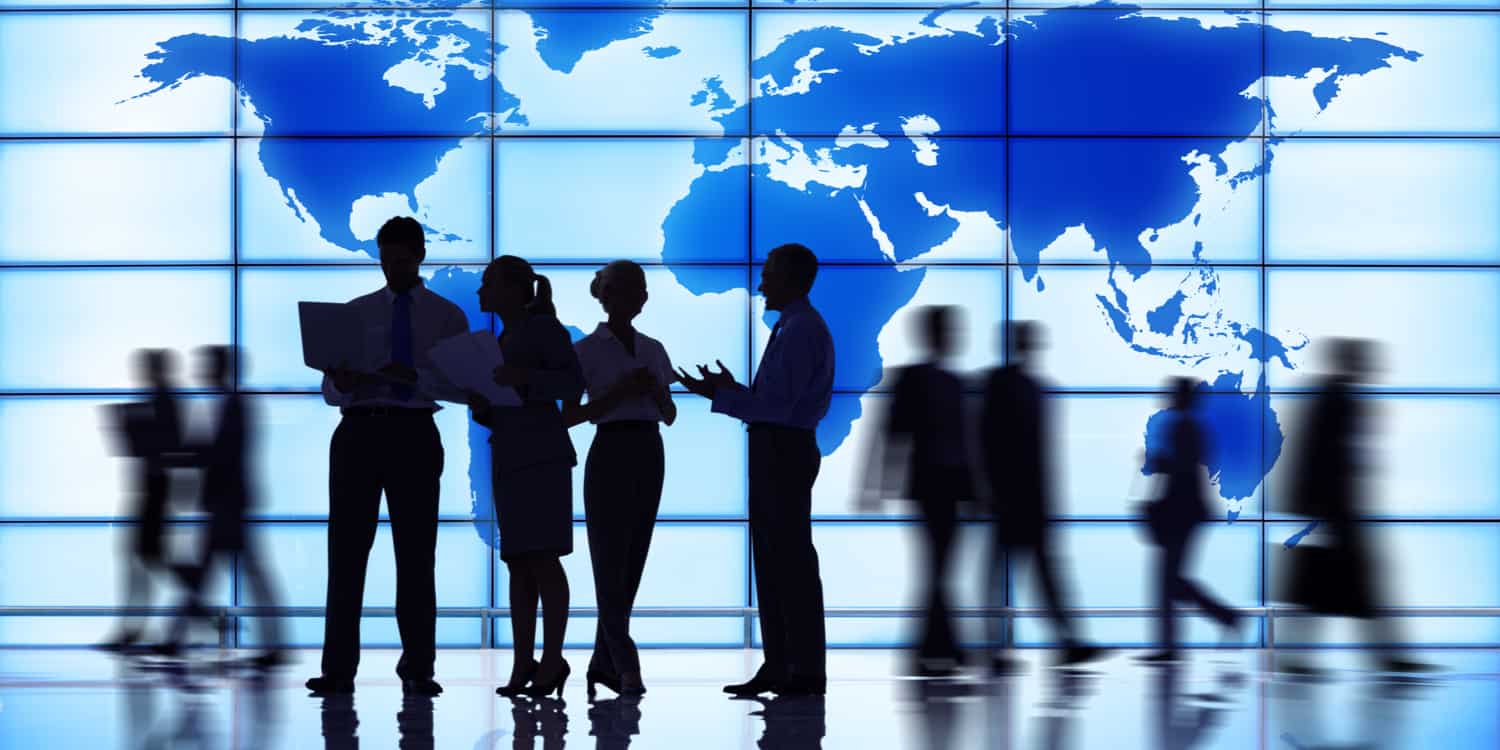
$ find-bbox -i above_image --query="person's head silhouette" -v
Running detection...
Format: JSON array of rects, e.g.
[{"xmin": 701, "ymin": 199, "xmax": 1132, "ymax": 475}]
[
  {"xmin": 1169, "ymin": 376, "xmax": 1200, "ymax": 412},
  {"xmin": 1008, "ymin": 320, "xmax": 1045, "ymax": 368},
  {"xmin": 377, "ymin": 216, "xmax": 425, "ymax": 295},
  {"xmin": 1329, "ymin": 337, "xmax": 1377, "ymax": 384},
  {"xmin": 916, "ymin": 305, "xmax": 963, "ymax": 362},
  {"xmin": 196, "ymin": 345, "xmax": 237, "ymax": 391},
  {"xmin": 759, "ymin": 243, "xmax": 818, "ymax": 312},
  {"xmin": 134, "ymin": 348, "xmax": 178, "ymax": 390},
  {"xmin": 591, "ymin": 260, "xmax": 648, "ymax": 323},
  {"xmin": 480, "ymin": 255, "xmax": 555, "ymax": 319}
]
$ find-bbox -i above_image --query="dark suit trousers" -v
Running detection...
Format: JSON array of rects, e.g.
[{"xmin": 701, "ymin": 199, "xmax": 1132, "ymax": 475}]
[
  {"xmin": 1156, "ymin": 523, "xmax": 1236, "ymax": 651},
  {"xmin": 323, "ymin": 413, "xmax": 443, "ymax": 680},
  {"xmin": 584, "ymin": 423, "xmax": 665, "ymax": 677},
  {"xmin": 915, "ymin": 490, "xmax": 960, "ymax": 661},
  {"xmin": 748, "ymin": 425, "xmax": 826, "ymax": 681}
]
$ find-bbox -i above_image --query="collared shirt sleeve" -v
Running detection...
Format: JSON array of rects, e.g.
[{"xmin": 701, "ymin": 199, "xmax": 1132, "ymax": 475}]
[
  {"xmin": 413, "ymin": 299, "xmax": 471, "ymax": 404},
  {"xmin": 711, "ymin": 316, "xmax": 827, "ymax": 426}
]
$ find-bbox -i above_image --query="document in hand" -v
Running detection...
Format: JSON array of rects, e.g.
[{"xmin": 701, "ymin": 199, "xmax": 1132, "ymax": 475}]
[
  {"xmin": 428, "ymin": 331, "xmax": 522, "ymax": 407},
  {"xmin": 298, "ymin": 301, "xmax": 364, "ymax": 372}
]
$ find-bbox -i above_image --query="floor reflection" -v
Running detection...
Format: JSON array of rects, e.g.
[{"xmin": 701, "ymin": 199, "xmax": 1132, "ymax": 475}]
[{"xmin": 2, "ymin": 648, "xmax": 1496, "ymax": 749}]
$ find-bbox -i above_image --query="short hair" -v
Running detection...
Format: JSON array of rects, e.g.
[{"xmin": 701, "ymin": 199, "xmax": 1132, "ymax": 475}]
[
  {"xmin": 1170, "ymin": 376, "xmax": 1200, "ymax": 410},
  {"xmin": 376, "ymin": 216, "xmax": 426, "ymax": 262},
  {"xmin": 1009, "ymin": 320, "xmax": 1042, "ymax": 355},
  {"xmin": 198, "ymin": 345, "xmax": 235, "ymax": 382},
  {"xmin": 919, "ymin": 305, "xmax": 956, "ymax": 352},
  {"xmin": 768, "ymin": 243, "xmax": 819, "ymax": 294},
  {"xmin": 590, "ymin": 260, "xmax": 647, "ymax": 300}
]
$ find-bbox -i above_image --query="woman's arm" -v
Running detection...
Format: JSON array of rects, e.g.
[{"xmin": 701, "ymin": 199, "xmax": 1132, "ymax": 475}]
[{"xmin": 514, "ymin": 318, "xmax": 586, "ymax": 403}]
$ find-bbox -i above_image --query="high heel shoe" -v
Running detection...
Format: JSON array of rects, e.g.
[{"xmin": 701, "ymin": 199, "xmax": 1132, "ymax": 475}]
[
  {"xmin": 523, "ymin": 658, "xmax": 571, "ymax": 699},
  {"xmin": 587, "ymin": 668, "xmax": 621, "ymax": 699},
  {"xmin": 496, "ymin": 659, "xmax": 538, "ymax": 698},
  {"xmin": 618, "ymin": 671, "xmax": 646, "ymax": 697}
]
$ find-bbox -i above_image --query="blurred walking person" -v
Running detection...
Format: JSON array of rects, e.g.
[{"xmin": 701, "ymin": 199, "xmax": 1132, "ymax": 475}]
[
  {"xmin": 99, "ymin": 348, "xmax": 183, "ymax": 653},
  {"xmin": 981, "ymin": 322, "xmax": 1103, "ymax": 671},
  {"xmin": 1139, "ymin": 377, "xmax": 1240, "ymax": 662}
]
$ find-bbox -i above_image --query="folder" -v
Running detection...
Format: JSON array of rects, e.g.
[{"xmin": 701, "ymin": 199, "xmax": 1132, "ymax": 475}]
[
  {"xmin": 298, "ymin": 301, "xmax": 365, "ymax": 372},
  {"xmin": 428, "ymin": 331, "xmax": 522, "ymax": 407}
]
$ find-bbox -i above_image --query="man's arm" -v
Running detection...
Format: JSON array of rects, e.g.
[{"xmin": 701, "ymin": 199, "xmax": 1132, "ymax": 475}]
[{"xmin": 711, "ymin": 321, "xmax": 821, "ymax": 425}]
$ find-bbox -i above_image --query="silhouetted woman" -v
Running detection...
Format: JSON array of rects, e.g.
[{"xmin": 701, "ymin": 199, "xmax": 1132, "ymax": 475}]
[
  {"xmin": 562, "ymin": 260, "xmax": 676, "ymax": 698},
  {"xmin": 469, "ymin": 255, "xmax": 585, "ymax": 699},
  {"xmin": 1140, "ymin": 378, "xmax": 1240, "ymax": 661}
]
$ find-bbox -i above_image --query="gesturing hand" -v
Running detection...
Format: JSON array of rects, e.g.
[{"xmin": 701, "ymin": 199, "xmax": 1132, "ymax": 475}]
[
  {"xmin": 675, "ymin": 366, "xmax": 716, "ymax": 399},
  {"xmin": 698, "ymin": 360, "xmax": 737, "ymax": 390}
]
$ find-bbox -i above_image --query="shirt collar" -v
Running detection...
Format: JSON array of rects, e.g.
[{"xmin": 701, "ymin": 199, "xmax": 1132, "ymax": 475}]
[
  {"xmin": 778, "ymin": 296, "xmax": 813, "ymax": 320},
  {"xmin": 381, "ymin": 280, "xmax": 426, "ymax": 303}
]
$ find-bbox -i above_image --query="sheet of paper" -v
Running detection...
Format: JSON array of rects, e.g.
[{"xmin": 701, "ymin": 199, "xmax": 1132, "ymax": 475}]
[
  {"xmin": 428, "ymin": 331, "xmax": 520, "ymax": 407},
  {"xmin": 298, "ymin": 301, "xmax": 365, "ymax": 372}
]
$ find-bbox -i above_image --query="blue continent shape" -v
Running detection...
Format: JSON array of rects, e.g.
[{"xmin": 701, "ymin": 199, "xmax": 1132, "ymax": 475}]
[
  {"xmin": 529, "ymin": 9, "xmax": 662, "ymax": 74},
  {"xmin": 665, "ymin": 2, "xmax": 1414, "ymax": 470},
  {"xmin": 136, "ymin": 14, "xmax": 511, "ymax": 258},
  {"xmin": 1141, "ymin": 372, "xmax": 1283, "ymax": 522}
]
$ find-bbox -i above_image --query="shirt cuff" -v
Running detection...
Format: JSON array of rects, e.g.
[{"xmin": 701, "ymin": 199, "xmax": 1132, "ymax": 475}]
[{"xmin": 711, "ymin": 388, "xmax": 748, "ymax": 422}]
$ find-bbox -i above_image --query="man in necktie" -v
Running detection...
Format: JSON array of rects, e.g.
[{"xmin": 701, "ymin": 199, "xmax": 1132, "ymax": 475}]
[
  {"xmin": 679, "ymin": 243, "xmax": 835, "ymax": 697},
  {"xmin": 308, "ymin": 216, "xmax": 469, "ymax": 698}
]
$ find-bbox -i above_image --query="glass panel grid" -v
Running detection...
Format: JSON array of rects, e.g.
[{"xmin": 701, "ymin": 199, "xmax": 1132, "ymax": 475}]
[{"xmin": 0, "ymin": 1, "xmax": 1496, "ymax": 648}]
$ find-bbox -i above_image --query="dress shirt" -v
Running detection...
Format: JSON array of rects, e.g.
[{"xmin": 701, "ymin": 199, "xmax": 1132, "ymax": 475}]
[
  {"xmin": 712, "ymin": 297, "xmax": 834, "ymax": 430},
  {"xmin": 320, "ymin": 282, "xmax": 470, "ymax": 410},
  {"xmin": 574, "ymin": 323, "xmax": 676, "ymax": 424}
]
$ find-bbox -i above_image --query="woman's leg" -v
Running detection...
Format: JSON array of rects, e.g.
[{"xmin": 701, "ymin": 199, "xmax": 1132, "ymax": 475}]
[
  {"xmin": 584, "ymin": 438, "xmax": 622, "ymax": 677},
  {"xmin": 533, "ymin": 557, "xmax": 571, "ymax": 664},
  {"xmin": 508, "ymin": 561, "xmax": 540, "ymax": 673}
]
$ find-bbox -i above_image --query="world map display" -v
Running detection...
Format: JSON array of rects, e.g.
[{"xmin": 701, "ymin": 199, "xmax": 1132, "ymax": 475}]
[{"xmin": 130, "ymin": 1, "xmax": 1422, "ymax": 543}]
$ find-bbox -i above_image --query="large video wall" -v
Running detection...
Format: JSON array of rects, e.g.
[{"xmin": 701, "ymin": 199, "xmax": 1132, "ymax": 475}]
[{"xmin": 0, "ymin": 0, "xmax": 1497, "ymax": 647}]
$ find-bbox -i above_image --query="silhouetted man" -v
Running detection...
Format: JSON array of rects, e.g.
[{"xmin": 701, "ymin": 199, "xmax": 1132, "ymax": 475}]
[
  {"xmin": 884, "ymin": 306, "xmax": 970, "ymax": 675},
  {"xmin": 1279, "ymin": 338, "xmax": 1430, "ymax": 674},
  {"xmin": 100, "ymin": 348, "xmax": 182, "ymax": 653},
  {"xmin": 156, "ymin": 346, "xmax": 285, "ymax": 669},
  {"xmin": 307, "ymin": 216, "xmax": 469, "ymax": 697},
  {"xmin": 981, "ymin": 322, "xmax": 1102, "ymax": 670},
  {"xmin": 678, "ymin": 243, "xmax": 834, "ymax": 697}
]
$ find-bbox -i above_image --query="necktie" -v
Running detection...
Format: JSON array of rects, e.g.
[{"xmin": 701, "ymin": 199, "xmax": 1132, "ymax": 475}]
[{"xmin": 392, "ymin": 292, "xmax": 414, "ymax": 401}]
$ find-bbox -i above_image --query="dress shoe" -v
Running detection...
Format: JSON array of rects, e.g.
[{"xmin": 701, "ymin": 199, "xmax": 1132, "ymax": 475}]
[
  {"xmin": 250, "ymin": 650, "xmax": 290, "ymax": 671},
  {"xmin": 499, "ymin": 659, "xmax": 539, "ymax": 698},
  {"xmin": 617, "ymin": 671, "xmax": 647, "ymax": 697},
  {"xmin": 1135, "ymin": 651, "xmax": 1180, "ymax": 664},
  {"xmin": 306, "ymin": 675, "xmax": 355, "ymax": 695},
  {"xmin": 402, "ymin": 677, "xmax": 444, "ymax": 697},
  {"xmin": 990, "ymin": 655, "xmax": 1028, "ymax": 676},
  {"xmin": 586, "ymin": 667, "xmax": 620, "ymax": 699},
  {"xmin": 1058, "ymin": 644, "xmax": 1109, "ymax": 667},
  {"xmin": 772, "ymin": 676, "xmax": 826, "ymax": 697},
  {"xmin": 724, "ymin": 665, "xmax": 784, "ymax": 697}
]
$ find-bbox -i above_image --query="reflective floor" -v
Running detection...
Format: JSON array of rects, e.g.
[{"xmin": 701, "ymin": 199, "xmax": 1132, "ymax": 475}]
[{"xmin": 1, "ymin": 648, "xmax": 1497, "ymax": 748}]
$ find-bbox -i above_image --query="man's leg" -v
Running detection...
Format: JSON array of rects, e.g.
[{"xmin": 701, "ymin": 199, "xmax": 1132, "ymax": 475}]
[
  {"xmin": 321, "ymin": 418, "xmax": 384, "ymax": 680},
  {"xmin": 777, "ymin": 429, "xmax": 826, "ymax": 683},
  {"xmin": 748, "ymin": 428, "xmax": 788, "ymax": 681},
  {"xmin": 1031, "ymin": 532, "xmax": 1078, "ymax": 645},
  {"xmin": 239, "ymin": 534, "xmax": 285, "ymax": 652},
  {"xmin": 385, "ymin": 416, "xmax": 443, "ymax": 682}
]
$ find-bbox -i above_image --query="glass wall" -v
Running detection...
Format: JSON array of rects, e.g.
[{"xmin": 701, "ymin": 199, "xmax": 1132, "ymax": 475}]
[{"xmin": 0, "ymin": 0, "xmax": 1496, "ymax": 647}]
